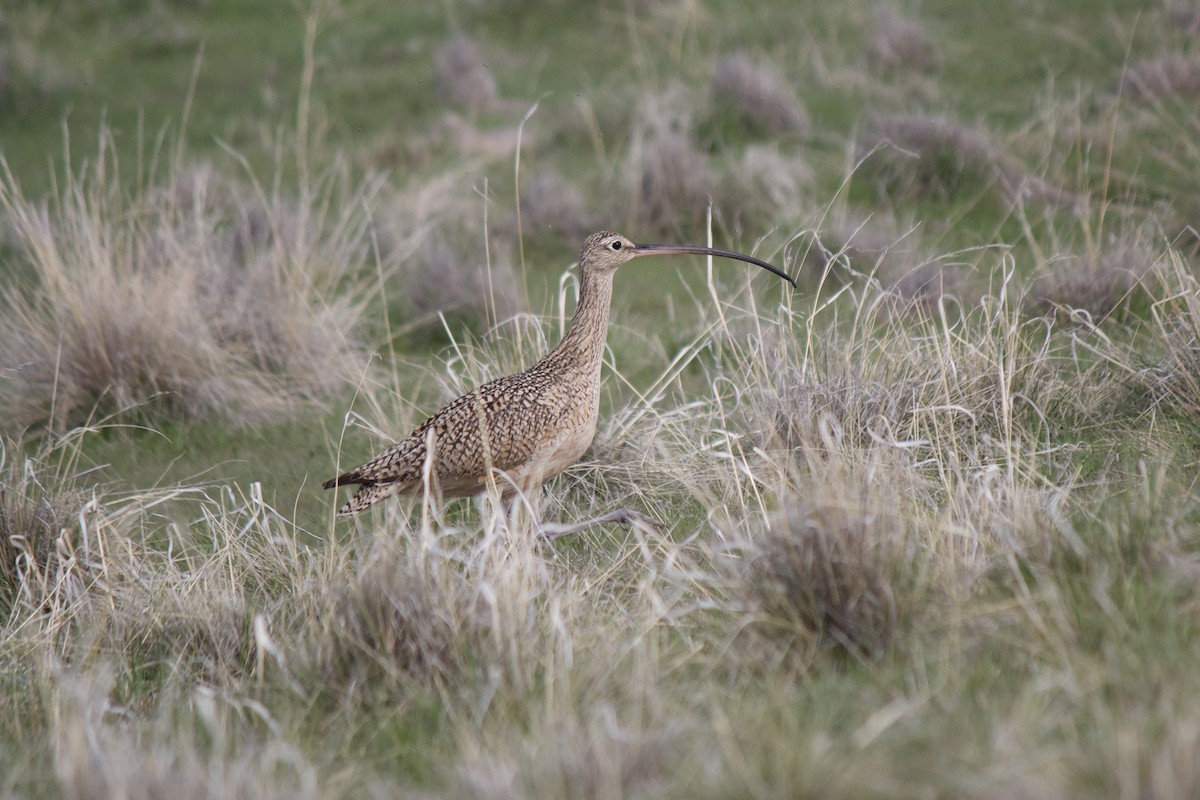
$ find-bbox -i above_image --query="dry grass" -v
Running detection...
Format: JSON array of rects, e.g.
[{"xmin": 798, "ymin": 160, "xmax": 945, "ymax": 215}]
[
  {"xmin": 434, "ymin": 34, "xmax": 499, "ymax": 114},
  {"xmin": 860, "ymin": 113, "xmax": 1060, "ymax": 205},
  {"xmin": 1121, "ymin": 54, "xmax": 1200, "ymax": 101},
  {"xmin": 744, "ymin": 485, "xmax": 908, "ymax": 659},
  {"xmin": 378, "ymin": 170, "xmax": 524, "ymax": 326},
  {"xmin": 518, "ymin": 171, "xmax": 592, "ymax": 243},
  {"xmin": 711, "ymin": 53, "xmax": 811, "ymax": 137},
  {"xmin": 1029, "ymin": 242, "xmax": 1156, "ymax": 323},
  {"xmin": 813, "ymin": 210, "xmax": 968, "ymax": 311},
  {"xmin": 1165, "ymin": 1, "xmax": 1200, "ymax": 35},
  {"xmin": 867, "ymin": 5, "xmax": 942, "ymax": 77},
  {"xmin": 0, "ymin": 434, "xmax": 89, "ymax": 615},
  {"xmin": 3, "ymin": 7, "xmax": 1200, "ymax": 794},
  {"xmin": 0, "ymin": 151, "xmax": 375, "ymax": 432},
  {"xmin": 622, "ymin": 87, "xmax": 717, "ymax": 234},
  {"xmin": 1123, "ymin": 253, "xmax": 1200, "ymax": 418},
  {"xmin": 716, "ymin": 144, "xmax": 812, "ymax": 229}
]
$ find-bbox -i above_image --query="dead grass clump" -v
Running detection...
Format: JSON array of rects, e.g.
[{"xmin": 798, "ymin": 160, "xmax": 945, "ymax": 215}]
[
  {"xmin": 0, "ymin": 437, "xmax": 89, "ymax": 614},
  {"xmin": 1122, "ymin": 54, "xmax": 1200, "ymax": 101},
  {"xmin": 624, "ymin": 88, "xmax": 717, "ymax": 234},
  {"xmin": 330, "ymin": 535, "xmax": 479, "ymax": 685},
  {"xmin": 1165, "ymin": 2, "xmax": 1200, "ymax": 35},
  {"xmin": 815, "ymin": 211, "xmax": 968, "ymax": 311},
  {"xmin": 711, "ymin": 53, "xmax": 811, "ymax": 137},
  {"xmin": 454, "ymin": 703, "xmax": 675, "ymax": 800},
  {"xmin": 774, "ymin": 373, "xmax": 916, "ymax": 453},
  {"xmin": 1129, "ymin": 252, "xmax": 1200, "ymax": 418},
  {"xmin": 867, "ymin": 6, "xmax": 942, "ymax": 77},
  {"xmin": 1029, "ymin": 244, "xmax": 1156, "ymax": 323},
  {"xmin": 434, "ymin": 34, "xmax": 498, "ymax": 114},
  {"xmin": 717, "ymin": 145, "xmax": 811, "ymax": 226},
  {"xmin": 326, "ymin": 522, "xmax": 549, "ymax": 695},
  {"xmin": 380, "ymin": 172, "xmax": 524, "ymax": 326},
  {"xmin": 884, "ymin": 260, "xmax": 965, "ymax": 313},
  {"xmin": 518, "ymin": 171, "xmax": 592, "ymax": 243},
  {"xmin": 743, "ymin": 489, "xmax": 908, "ymax": 659},
  {"xmin": 860, "ymin": 114, "xmax": 1049, "ymax": 204},
  {"xmin": 50, "ymin": 671, "xmax": 329, "ymax": 800},
  {"xmin": 409, "ymin": 226, "xmax": 523, "ymax": 322},
  {"xmin": 0, "ymin": 155, "xmax": 370, "ymax": 432}
]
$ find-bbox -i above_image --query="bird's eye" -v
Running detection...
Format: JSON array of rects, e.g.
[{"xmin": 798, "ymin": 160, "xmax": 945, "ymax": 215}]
[{"xmin": 610, "ymin": 240, "xmax": 622, "ymax": 251}]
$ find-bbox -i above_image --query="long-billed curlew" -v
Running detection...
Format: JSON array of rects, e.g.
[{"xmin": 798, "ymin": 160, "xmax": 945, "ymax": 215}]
[{"xmin": 324, "ymin": 230, "xmax": 795, "ymax": 538}]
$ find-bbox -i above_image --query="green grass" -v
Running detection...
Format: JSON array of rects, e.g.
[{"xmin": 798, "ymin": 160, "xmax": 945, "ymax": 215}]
[{"xmin": 3, "ymin": 0, "xmax": 1200, "ymax": 797}]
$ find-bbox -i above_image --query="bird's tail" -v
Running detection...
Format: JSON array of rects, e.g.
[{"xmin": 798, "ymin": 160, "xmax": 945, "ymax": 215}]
[{"xmin": 335, "ymin": 482, "xmax": 402, "ymax": 516}]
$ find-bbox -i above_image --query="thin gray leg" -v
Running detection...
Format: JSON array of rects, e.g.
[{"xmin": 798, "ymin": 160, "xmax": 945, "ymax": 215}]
[{"xmin": 537, "ymin": 508, "xmax": 664, "ymax": 541}]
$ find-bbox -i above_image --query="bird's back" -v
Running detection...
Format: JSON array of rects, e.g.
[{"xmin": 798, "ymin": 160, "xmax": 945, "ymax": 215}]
[{"xmin": 328, "ymin": 359, "xmax": 601, "ymax": 508}]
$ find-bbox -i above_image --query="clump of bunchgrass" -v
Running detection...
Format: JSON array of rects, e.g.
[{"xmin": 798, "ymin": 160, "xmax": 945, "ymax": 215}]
[
  {"xmin": 860, "ymin": 113, "xmax": 1056, "ymax": 205},
  {"xmin": 0, "ymin": 148, "xmax": 373, "ymax": 432},
  {"xmin": 518, "ymin": 171, "xmax": 592, "ymax": 243},
  {"xmin": 434, "ymin": 34, "xmax": 499, "ymax": 114},
  {"xmin": 814, "ymin": 210, "xmax": 968, "ymax": 312},
  {"xmin": 711, "ymin": 53, "xmax": 811, "ymax": 137},
  {"xmin": 329, "ymin": 525, "xmax": 484, "ymax": 686},
  {"xmin": 866, "ymin": 5, "xmax": 942, "ymax": 77},
  {"xmin": 48, "ymin": 669, "xmax": 330, "ymax": 800},
  {"xmin": 322, "ymin": 507, "xmax": 553, "ymax": 699},
  {"xmin": 717, "ymin": 145, "xmax": 812, "ymax": 228},
  {"xmin": 743, "ymin": 482, "xmax": 910, "ymax": 659},
  {"xmin": 411, "ymin": 227, "xmax": 523, "ymax": 322},
  {"xmin": 454, "ymin": 698, "xmax": 676, "ymax": 800},
  {"xmin": 1128, "ymin": 252, "xmax": 1200, "ymax": 418},
  {"xmin": 0, "ymin": 435, "xmax": 90, "ymax": 615},
  {"xmin": 1165, "ymin": 2, "xmax": 1200, "ymax": 35},
  {"xmin": 622, "ymin": 86, "xmax": 717, "ymax": 234},
  {"xmin": 1121, "ymin": 54, "xmax": 1200, "ymax": 101},
  {"xmin": 1030, "ymin": 242, "xmax": 1157, "ymax": 323},
  {"xmin": 379, "ymin": 171, "xmax": 524, "ymax": 328}
]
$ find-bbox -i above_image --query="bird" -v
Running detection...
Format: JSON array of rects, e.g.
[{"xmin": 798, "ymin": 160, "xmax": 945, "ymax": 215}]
[{"xmin": 324, "ymin": 230, "xmax": 795, "ymax": 538}]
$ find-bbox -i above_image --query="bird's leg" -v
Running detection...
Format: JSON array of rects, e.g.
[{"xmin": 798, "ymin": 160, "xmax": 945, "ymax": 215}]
[{"xmin": 537, "ymin": 507, "xmax": 664, "ymax": 541}]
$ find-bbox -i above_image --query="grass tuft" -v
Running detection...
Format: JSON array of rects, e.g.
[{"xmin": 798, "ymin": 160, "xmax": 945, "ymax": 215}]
[
  {"xmin": 1030, "ymin": 242, "xmax": 1156, "ymax": 323},
  {"xmin": 745, "ymin": 487, "xmax": 907, "ymax": 659},
  {"xmin": 867, "ymin": 5, "xmax": 942, "ymax": 77},
  {"xmin": 0, "ymin": 151, "xmax": 372, "ymax": 432},
  {"xmin": 1131, "ymin": 252, "xmax": 1200, "ymax": 418},
  {"xmin": 711, "ymin": 53, "xmax": 812, "ymax": 137},
  {"xmin": 1122, "ymin": 54, "xmax": 1200, "ymax": 101},
  {"xmin": 434, "ymin": 34, "xmax": 499, "ymax": 114},
  {"xmin": 860, "ymin": 113, "xmax": 1052, "ymax": 204},
  {"xmin": 623, "ymin": 87, "xmax": 716, "ymax": 234},
  {"xmin": 0, "ymin": 435, "xmax": 89, "ymax": 615},
  {"xmin": 518, "ymin": 171, "xmax": 592, "ymax": 243}
]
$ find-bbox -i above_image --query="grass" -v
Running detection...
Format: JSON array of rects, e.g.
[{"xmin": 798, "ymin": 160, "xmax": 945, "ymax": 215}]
[{"xmin": 2, "ymin": 0, "xmax": 1200, "ymax": 797}]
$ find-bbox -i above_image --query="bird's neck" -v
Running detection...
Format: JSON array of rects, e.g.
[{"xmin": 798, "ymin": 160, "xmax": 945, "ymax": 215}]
[{"xmin": 540, "ymin": 265, "xmax": 614, "ymax": 377}]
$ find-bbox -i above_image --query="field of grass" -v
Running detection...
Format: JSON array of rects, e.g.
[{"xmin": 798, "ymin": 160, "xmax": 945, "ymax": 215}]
[{"xmin": 3, "ymin": 0, "xmax": 1200, "ymax": 796}]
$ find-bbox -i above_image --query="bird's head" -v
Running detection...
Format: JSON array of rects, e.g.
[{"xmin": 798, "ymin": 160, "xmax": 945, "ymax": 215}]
[{"xmin": 576, "ymin": 230, "xmax": 796, "ymax": 286}]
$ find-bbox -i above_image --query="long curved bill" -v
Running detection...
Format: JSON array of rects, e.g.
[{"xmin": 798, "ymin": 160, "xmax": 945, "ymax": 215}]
[{"xmin": 631, "ymin": 242, "xmax": 796, "ymax": 287}]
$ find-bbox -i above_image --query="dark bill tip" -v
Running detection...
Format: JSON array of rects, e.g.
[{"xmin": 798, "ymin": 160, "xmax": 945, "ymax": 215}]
[{"xmin": 631, "ymin": 243, "xmax": 796, "ymax": 287}]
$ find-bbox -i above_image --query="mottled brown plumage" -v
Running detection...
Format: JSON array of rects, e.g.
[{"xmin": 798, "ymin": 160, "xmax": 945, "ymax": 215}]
[{"xmin": 325, "ymin": 230, "xmax": 794, "ymax": 532}]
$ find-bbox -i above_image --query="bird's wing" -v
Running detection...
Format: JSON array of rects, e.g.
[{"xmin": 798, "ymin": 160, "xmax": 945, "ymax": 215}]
[{"xmin": 335, "ymin": 371, "xmax": 566, "ymax": 491}]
